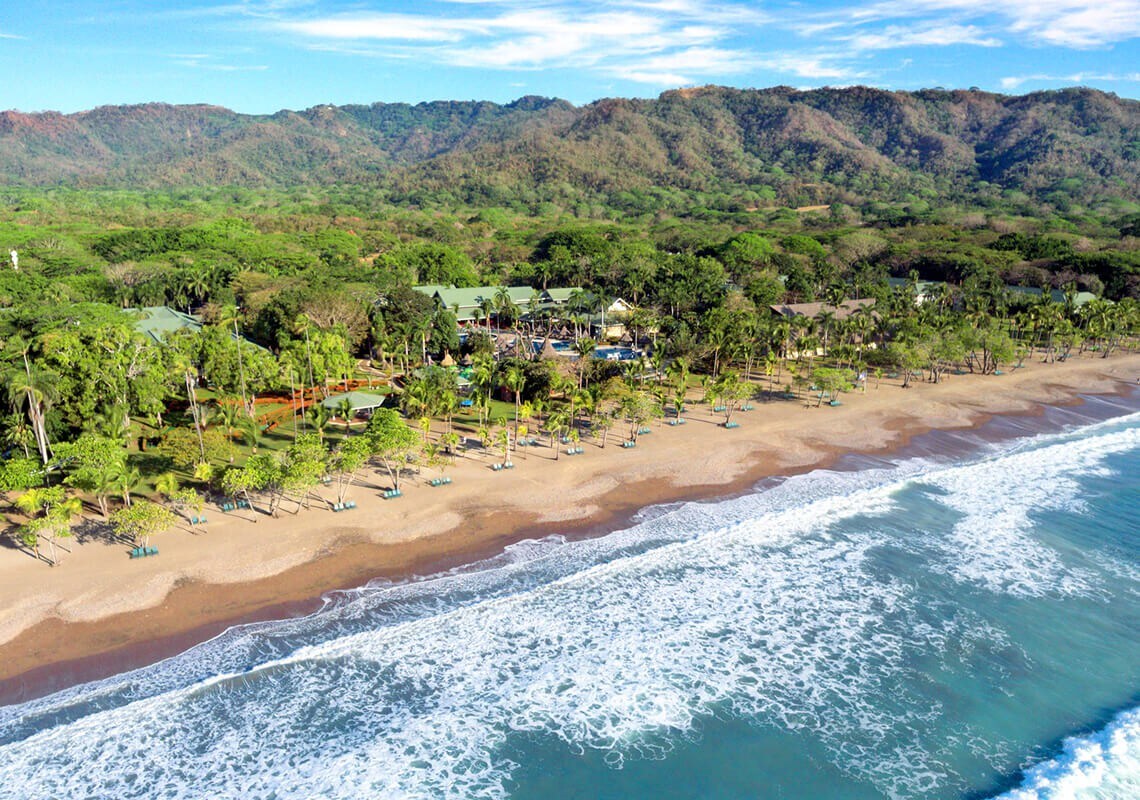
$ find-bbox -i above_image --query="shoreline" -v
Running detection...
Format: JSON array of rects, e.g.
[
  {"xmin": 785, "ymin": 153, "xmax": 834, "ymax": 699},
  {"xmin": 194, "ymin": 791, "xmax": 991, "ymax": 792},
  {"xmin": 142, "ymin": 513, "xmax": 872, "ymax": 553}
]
[{"xmin": 2, "ymin": 354, "xmax": 1138, "ymax": 705}]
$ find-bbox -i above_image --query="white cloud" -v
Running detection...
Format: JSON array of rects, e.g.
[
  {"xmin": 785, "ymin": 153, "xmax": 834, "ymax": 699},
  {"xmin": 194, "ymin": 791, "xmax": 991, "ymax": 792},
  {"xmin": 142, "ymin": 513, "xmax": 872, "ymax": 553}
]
[
  {"xmin": 270, "ymin": 1, "xmax": 751, "ymax": 73},
  {"xmin": 841, "ymin": 23, "xmax": 1002, "ymax": 50},
  {"xmin": 277, "ymin": 14, "xmax": 474, "ymax": 42},
  {"xmin": 170, "ymin": 52, "xmax": 270, "ymax": 72},
  {"xmin": 240, "ymin": 0, "xmax": 1139, "ymax": 94},
  {"xmin": 1001, "ymin": 71, "xmax": 1140, "ymax": 88},
  {"xmin": 611, "ymin": 47, "xmax": 864, "ymax": 85},
  {"xmin": 842, "ymin": 0, "xmax": 1140, "ymax": 48}
]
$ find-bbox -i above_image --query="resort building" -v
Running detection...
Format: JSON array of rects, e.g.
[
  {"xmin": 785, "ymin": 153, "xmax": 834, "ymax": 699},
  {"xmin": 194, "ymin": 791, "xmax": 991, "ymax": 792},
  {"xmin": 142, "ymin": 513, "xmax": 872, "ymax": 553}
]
[
  {"xmin": 127, "ymin": 306, "xmax": 206, "ymax": 344},
  {"xmin": 127, "ymin": 305, "xmax": 267, "ymax": 350},
  {"xmin": 769, "ymin": 297, "xmax": 876, "ymax": 321},
  {"xmin": 413, "ymin": 285, "xmax": 585, "ymax": 325}
]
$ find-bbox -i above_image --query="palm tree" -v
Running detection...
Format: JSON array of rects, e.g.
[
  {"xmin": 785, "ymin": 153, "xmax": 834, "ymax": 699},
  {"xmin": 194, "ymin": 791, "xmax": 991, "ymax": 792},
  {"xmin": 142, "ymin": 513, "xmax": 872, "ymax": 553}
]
[
  {"xmin": 672, "ymin": 381, "xmax": 688, "ymax": 421},
  {"xmin": 573, "ymin": 337, "xmax": 596, "ymax": 388},
  {"xmin": 592, "ymin": 290, "xmax": 612, "ymax": 341},
  {"xmin": 217, "ymin": 305, "xmax": 252, "ymax": 417},
  {"xmin": 6, "ymin": 350, "xmax": 57, "ymax": 466},
  {"xmin": 470, "ymin": 351, "xmax": 496, "ymax": 407},
  {"xmin": 546, "ymin": 407, "xmax": 571, "ymax": 459},
  {"xmin": 292, "ymin": 313, "xmax": 318, "ymax": 403},
  {"xmin": 478, "ymin": 296, "xmax": 495, "ymax": 333},
  {"xmin": 648, "ymin": 348, "xmax": 666, "ymax": 383},
  {"xmin": 401, "ymin": 376, "xmax": 434, "ymax": 423},
  {"xmin": 171, "ymin": 352, "xmax": 208, "ymax": 464},
  {"xmin": 336, "ymin": 397, "xmax": 355, "ymax": 432},
  {"xmin": 154, "ymin": 471, "xmax": 180, "ymax": 499},
  {"xmin": 503, "ymin": 364, "xmax": 526, "ymax": 439},
  {"xmin": 437, "ymin": 388, "xmax": 459, "ymax": 437},
  {"xmin": 495, "ymin": 423, "xmax": 512, "ymax": 466},
  {"xmin": 1, "ymin": 411, "xmax": 33, "ymax": 458},
  {"xmin": 183, "ymin": 267, "xmax": 211, "ymax": 309},
  {"xmin": 308, "ymin": 404, "xmax": 332, "ymax": 442},
  {"xmin": 211, "ymin": 397, "xmax": 243, "ymax": 442},
  {"xmin": 118, "ymin": 465, "xmax": 141, "ymax": 508},
  {"xmin": 493, "ymin": 286, "xmax": 518, "ymax": 332}
]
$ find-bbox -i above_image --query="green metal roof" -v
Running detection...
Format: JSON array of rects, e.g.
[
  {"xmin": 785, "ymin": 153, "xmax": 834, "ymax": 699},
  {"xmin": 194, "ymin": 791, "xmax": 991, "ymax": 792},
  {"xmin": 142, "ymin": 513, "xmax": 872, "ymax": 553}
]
[
  {"xmin": 435, "ymin": 286, "xmax": 538, "ymax": 311},
  {"xmin": 1005, "ymin": 286, "xmax": 1097, "ymax": 306},
  {"xmin": 128, "ymin": 306, "xmax": 268, "ymax": 350},
  {"xmin": 541, "ymin": 287, "xmax": 582, "ymax": 303},
  {"xmin": 127, "ymin": 306, "xmax": 203, "ymax": 344},
  {"xmin": 412, "ymin": 285, "xmax": 454, "ymax": 296}
]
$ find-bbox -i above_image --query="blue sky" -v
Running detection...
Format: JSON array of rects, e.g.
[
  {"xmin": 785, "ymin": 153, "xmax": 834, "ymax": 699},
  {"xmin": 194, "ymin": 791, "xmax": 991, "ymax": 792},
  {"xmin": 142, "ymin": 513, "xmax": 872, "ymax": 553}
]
[{"xmin": 2, "ymin": 1, "xmax": 1139, "ymax": 113}]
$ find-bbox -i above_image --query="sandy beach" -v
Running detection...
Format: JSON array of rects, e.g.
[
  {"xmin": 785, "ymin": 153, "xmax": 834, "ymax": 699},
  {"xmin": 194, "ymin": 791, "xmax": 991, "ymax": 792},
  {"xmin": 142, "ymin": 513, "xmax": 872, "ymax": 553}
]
[{"xmin": 2, "ymin": 352, "xmax": 1138, "ymax": 703}]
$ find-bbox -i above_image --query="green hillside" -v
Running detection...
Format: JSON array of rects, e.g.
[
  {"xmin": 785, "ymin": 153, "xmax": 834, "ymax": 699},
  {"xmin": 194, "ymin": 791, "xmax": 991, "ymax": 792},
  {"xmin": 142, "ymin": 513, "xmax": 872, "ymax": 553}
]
[{"xmin": 1, "ymin": 87, "xmax": 1137, "ymax": 212}]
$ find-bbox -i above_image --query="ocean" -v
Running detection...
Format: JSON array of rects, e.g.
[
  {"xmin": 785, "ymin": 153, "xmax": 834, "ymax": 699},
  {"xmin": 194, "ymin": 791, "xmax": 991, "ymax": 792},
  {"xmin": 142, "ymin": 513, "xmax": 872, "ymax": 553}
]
[{"xmin": 1, "ymin": 393, "xmax": 1139, "ymax": 800}]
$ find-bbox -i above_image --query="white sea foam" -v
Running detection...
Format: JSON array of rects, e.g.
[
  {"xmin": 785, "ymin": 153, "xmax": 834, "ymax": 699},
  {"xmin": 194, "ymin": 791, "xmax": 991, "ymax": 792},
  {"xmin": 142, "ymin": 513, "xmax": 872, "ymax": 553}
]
[
  {"xmin": 0, "ymin": 414, "xmax": 1137, "ymax": 800},
  {"xmin": 994, "ymin": 707, "xmax": 1140, "ymax": 800},
  {"xmin": 920, "ymin": 421, "xmax": 1140, "ymax": 598}
]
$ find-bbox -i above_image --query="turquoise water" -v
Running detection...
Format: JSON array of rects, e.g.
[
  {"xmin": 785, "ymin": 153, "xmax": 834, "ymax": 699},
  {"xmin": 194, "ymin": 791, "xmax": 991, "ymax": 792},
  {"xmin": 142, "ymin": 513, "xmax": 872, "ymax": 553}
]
[{"xmin": 1, "ymin": 395, "xmax": 1139, "ymax": 799}]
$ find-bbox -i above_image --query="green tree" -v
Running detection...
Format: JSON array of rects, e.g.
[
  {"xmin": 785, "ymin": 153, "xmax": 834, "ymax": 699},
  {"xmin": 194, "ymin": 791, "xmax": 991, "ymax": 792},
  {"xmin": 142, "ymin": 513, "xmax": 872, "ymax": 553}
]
[
  {"xmin": 56, "ymin": 433, "xmax": 127, "ymax": 518},
  {"xmin": 16, "ymin": 486, "xmax": 80, "ymax": 565},
  {"xmin": 110, "ymin": 500, "xmax": 177, "ymax": 549},
  {"xmin": 329, "ymin": 435, "xmax": 372, "ymax": 503},
  {"xmin": 366, "ymin": 408, "xmax": 418, "ymax": 492},
  {"xmin": 711, "ymin": 371, "xmax": 754, "ymax": 424},
  {"xmin": 503, "ymin": 363, "xmax": 526, "ymax": 439}
]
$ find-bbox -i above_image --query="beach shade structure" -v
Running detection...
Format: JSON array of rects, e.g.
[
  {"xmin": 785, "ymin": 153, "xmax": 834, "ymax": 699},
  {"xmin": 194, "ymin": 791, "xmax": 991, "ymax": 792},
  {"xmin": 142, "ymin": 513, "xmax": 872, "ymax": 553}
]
[
  {"xmin": 321, "ymin": 391, "xmax": 387, "ymax": 414},
  {"xmin": 540, "ymin": 338, "xmax": 561, "ymax": 360}
]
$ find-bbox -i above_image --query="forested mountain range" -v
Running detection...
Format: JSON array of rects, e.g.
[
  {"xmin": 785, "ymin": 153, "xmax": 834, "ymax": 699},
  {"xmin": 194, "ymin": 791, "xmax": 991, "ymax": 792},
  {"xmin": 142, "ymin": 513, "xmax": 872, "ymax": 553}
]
[{"xmin": 1, "ymin": 86, "xmax": 1137, "ymax": 211}]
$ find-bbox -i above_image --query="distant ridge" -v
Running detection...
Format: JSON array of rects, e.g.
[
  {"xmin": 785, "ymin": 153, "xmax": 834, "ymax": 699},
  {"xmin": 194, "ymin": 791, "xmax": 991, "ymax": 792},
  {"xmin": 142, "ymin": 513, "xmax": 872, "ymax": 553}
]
[{"xmin": 1, "ymin": 86, "xmax": 1137, "ymax": 208}]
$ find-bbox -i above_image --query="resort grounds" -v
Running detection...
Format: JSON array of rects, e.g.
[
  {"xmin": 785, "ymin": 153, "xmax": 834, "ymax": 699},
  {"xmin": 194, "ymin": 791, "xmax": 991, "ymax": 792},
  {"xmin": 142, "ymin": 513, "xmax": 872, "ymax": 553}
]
[{"xmin": 1, "ymin": 351, "xmax": 1139, "ymax": 703}]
